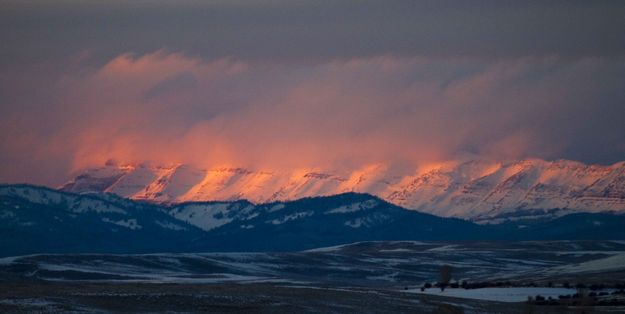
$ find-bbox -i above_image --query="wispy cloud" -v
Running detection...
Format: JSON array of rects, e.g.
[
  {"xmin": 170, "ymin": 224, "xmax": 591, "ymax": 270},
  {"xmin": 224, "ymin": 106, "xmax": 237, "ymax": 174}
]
[
  {"xmin": 1, "ymin": 1, "xmax": 625, "ymax": 185},
  {"xmin": 2, "ymin": 51, "xmax": 625, "ymax": 185}
]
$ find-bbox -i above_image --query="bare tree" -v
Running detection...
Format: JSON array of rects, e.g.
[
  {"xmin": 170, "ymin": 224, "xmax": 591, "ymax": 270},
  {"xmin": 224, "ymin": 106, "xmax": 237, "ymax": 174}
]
[{"xmin": 439, "ymin": 265, "xmax": 453, "ymax": 291}]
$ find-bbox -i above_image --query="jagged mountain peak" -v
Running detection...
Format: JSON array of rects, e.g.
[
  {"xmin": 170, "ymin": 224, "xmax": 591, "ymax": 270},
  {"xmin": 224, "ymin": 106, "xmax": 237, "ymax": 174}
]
[{"xmin": 60, "ymin": 158, "xmax": 625, "ymax": 222}]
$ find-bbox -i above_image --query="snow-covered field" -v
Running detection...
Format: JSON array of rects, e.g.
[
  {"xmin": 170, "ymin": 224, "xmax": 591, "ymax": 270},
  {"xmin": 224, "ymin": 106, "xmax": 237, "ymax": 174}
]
[
  {"xmin": 409, "ymin": 287, "xmax": 577, "ymax": 302},
  {"xmin": 2, "ymin": 241, "xmax": 625, "ymax": 313},
  {"xmin": 2, "ymin": 240, "xmax": 625, "ymax": 286}
]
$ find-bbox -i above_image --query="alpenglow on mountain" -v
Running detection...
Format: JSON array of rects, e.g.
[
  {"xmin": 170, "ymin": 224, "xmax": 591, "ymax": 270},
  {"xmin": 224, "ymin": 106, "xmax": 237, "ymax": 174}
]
[{"xmin": 61, "ymin": 159, "xmax": 625, "ymax": 223}]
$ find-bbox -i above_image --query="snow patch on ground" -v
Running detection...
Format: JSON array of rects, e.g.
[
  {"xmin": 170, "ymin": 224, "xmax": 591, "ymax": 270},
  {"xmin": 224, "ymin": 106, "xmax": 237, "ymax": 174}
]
[
  {"xmin": 379, "ymin": 248, "xmax": 414, "ymax": 253},
  {"xmin": 407, "ymin": 287, "xmax": 577, "ymax": 302},
  {"xmin": 548, "ymin": 253, "xmax": 625, "ymax": 273},
  {"xmin": 0, "ymin": 298, "xmax": 59, "ymax": 308},
  {"xmin": 304, "ymin": 243, "xmax": 352, "ymax": 253},
  {"xmin": 427, "ymin": 245, "xmax": 459, "ymax": 252},
  {"xmin": 267, "ymin": 204, "xmax": 285, "ymax": 212},
  {"xmin": 326, "ymin": 200, "xmax": 379, "ymax": 214},
  {"xmin": 71, "ymin": 198, "xmax": 127, "ymax": 214},
  {"xmin": 155, "ymin": 220, "xmax": 187, "ymax": 231},
  {"xmin": 345, "ymin": 218, "xmax": 365, "ymax": 228},
  {"xmin": 102, "ymin": 218, "xmax": 142, "ymax": 230},
  {"xmin": 269, "ymin": 211, "xmax": 313, "ymax": 225},
  {"xmin": 366, "ymin": 272, "xmax": 399, "ymax": 282},
  {"xmin": 169, "ymin": 203, "xmax": 232, "ymax": 231},
  {"xmin": 0, "ymin": 255, "xmax": 22, "ymax": 265},
  {"xmin": 0, "ymin": 210, "xmax": 15, "ymax": 218}
]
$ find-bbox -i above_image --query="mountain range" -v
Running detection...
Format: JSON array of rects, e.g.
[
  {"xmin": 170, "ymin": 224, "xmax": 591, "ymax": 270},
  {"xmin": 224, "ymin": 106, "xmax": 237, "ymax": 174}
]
[
  {"xmin": 2, "ymin": 184, "xmax": 625, "ymax": 257},
  {"xmin": 61, "ymin": 158, "xmax": 625, "ymax": 223}
]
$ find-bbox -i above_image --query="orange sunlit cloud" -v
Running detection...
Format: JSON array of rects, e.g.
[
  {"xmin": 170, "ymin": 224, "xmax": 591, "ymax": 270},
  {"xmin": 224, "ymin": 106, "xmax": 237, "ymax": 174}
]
[{"xmin": 1, "ymin": 51, "xmax": 625, "ymax": 185}]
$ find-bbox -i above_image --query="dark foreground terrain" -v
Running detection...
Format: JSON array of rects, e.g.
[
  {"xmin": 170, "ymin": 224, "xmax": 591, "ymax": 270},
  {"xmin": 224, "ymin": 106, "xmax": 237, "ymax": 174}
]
[
  {"xmin": 1, "ymin": 241, "xmax": 625, "ymax": 313},
  {"xmin": 1, "ymin": 281, "xmax": 614, "ymax": 313}
]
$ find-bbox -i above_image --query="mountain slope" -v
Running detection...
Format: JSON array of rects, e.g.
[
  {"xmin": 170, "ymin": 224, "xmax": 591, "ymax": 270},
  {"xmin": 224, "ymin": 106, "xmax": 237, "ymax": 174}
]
[
  {"xmin": 190, "ymin": 193, "xmax": 494, "ymax": 252},
  {"xmin": 2, "ymin": 184, "xmax": 495, "ymax": 256},
  {"xmin": 3, "ymin": 184, "xmax": 625, "ymax": 256},
  {"xmin": 495, "ymin": 212, "xmax": 625, "ymax": 240},
  {"xmin": 61, "ymin": 159, "xmax": 625, "ymax": 222},
  {"xmin": 0, "ymin": 185, "xmax": 206, "ymax": 257}
]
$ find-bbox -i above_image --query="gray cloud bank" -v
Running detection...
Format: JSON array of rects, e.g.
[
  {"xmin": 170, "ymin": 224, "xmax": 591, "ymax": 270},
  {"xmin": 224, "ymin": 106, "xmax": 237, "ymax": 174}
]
[{"xmin": 1, "ymin": 1, "xmax": 625, "ymax": 185}]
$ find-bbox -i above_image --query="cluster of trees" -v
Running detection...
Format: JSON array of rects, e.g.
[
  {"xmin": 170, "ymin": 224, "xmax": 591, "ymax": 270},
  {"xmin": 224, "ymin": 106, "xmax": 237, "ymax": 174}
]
[
  {"xmin": 418, "ymin": 265, "xmax": 524, "ymax": 291},
  {"xmin": 528, "ymin": 288, "xmax": 625, "ymax": 306},
  {"xmin": 416, "ymin": 265, "xmax": 625, "ymax": 308},
  {"xmin": 528, "ymin": 293, "xmax": 625, "ymax": 306},
  {"xmin": 420, "ymin": 279, "xmax": 516, "ymax": 291},
  {"xmin": 559, "ymin": 282, "xmax": 625, "ymax": 290},
  {"xmin": 418, "ymin": 265, "xmax": 455, "ymax": 291}
]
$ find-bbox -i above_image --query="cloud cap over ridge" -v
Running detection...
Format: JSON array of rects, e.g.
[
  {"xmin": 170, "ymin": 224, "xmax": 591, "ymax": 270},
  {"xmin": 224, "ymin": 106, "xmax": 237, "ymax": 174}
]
[{"xmin": 1, "ymin": 1, "xmax": 625, "ymax": 185}]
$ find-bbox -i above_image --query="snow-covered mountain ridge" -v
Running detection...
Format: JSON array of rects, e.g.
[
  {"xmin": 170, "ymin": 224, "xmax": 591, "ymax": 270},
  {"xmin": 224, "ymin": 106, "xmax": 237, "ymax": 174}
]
[{"xmin": 60, "ymin": 159, "xmax": 625, "ymax": 222}]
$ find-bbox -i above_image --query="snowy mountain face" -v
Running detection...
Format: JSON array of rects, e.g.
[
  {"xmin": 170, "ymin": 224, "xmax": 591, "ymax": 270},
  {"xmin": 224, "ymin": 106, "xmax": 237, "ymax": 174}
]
[{"xmin": 60, "ymin": 159, "xmax": 625, "ymax": 223}]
